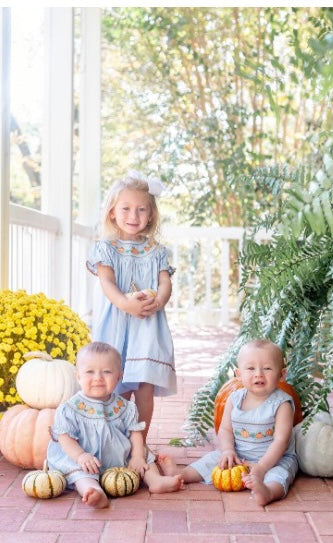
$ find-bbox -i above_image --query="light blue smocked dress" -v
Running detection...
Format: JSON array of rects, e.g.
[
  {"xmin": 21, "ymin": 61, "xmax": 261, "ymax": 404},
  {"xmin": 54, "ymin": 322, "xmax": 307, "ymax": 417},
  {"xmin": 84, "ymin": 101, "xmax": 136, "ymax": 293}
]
[
  {"xmin": 190, "ymin": 388, "xmax": 298, "ymax": 494},
  {"xmin": 86, "ymin": 238, "xmax": 176, "ymax": 397},
  {"xmin": 47, "ymin": 391, "xmax": 155, "ymax": 487}
]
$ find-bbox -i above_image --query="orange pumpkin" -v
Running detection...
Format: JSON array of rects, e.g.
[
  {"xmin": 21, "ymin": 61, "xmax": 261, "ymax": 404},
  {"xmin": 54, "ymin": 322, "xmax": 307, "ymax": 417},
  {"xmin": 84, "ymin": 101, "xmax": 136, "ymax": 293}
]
[
  {"xmin": 212, "ymin": 464, "xmax": 248, "ymax": 492},
  {"xmin": 0, "ymin": 404, "xmax": 55, "ymax": 469},
  {"xmin": 214, "ymin": 377, "xmax": 303, "ymax": 433}
]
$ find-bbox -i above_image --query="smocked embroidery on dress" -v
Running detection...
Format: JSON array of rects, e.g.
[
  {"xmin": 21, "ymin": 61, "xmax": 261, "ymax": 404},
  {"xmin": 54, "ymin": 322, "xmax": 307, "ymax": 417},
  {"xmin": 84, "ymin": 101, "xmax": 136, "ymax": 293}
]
[
  {"xmin": 110, "ymin": 240, "xmax": 154, "ymax": 256},
  {"xmin": 68, "ymin": 395, "xmax": 126, "ymax": 420}
]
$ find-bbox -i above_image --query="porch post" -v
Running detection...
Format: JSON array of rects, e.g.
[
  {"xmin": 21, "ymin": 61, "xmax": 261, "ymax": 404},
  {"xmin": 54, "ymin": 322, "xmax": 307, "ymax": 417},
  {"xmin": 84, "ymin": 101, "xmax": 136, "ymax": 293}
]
[
  {"xmin": 0, "ymin": 8, "xmax": 10, "ymax": 290},
  {"xmin": 41, "ymin": 8, "xmax": 74, "ymax": 304},
  {"xmin": 78, "ymin": 7, "xmax": 101, "ymax": 228}
]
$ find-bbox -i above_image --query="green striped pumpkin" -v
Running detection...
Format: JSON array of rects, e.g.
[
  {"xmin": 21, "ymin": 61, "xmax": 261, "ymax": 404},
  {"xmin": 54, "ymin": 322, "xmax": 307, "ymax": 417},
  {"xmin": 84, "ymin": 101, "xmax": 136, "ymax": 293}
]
[
  {"xmin": 100, "ymin": 467, "xmax": 140, "ymax": 497},
  {"xmin": 22, "ymin": 459, "xmax": 66, "ymax": 499}
]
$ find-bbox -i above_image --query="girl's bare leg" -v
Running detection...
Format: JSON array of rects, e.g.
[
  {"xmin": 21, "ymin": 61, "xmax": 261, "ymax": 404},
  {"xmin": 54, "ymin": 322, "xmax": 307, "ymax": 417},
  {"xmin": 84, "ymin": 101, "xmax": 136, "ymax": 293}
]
[
  {"xmin": 133, "ymin": 383, "xmax": 154, "ymax": 443},
  {"xmin": 242, "ymin": 474, "xmax": 284, "ymax": 506},
  {"xmin": 143, "ymin": 462, "xmax": 184, "ymax": 493},
  {"xmin": 74, "ymin": 478, "xmax": 109, "ymax": 509},
  {"xmin": 157, "ymin": 454, "xmax": 203, "ymax": 483}
]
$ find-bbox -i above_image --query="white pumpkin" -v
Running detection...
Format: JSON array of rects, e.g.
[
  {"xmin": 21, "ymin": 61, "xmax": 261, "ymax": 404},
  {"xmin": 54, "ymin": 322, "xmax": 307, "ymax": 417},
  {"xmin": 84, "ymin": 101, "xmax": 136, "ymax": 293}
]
[
  {"xmin": 16, "ymin": 351, "xmax": 79, "ymax": 409},
  {"xmin": 22, "ymin": 459, "xmax": 66, "ymax": 498},
  {"xmin": 295, "ymin": 411, "xmax": 333, "ymax": 477}
]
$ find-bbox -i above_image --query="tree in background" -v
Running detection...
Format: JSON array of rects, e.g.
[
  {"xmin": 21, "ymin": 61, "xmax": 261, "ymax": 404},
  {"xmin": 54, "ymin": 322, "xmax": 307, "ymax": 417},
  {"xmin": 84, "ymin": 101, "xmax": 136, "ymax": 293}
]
[{"xmin": 101, "ymin": 7, "xmax": 331, "ymax": 227}]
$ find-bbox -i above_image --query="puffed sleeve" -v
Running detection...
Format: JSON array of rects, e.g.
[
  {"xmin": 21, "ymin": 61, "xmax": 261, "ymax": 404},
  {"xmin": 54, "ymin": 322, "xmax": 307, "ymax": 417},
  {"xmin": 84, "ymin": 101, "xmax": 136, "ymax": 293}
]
[
  {"xmin": 158, "ymin": 245, "xmax": 176, "ymax": 276},
  {"xmin": 50, "ymin": 403, "xmax": 80, "ymax": 441},
  {"xmin": 122, "ymin": 399, "xmax": 146, "ymax": 437},
  {"xmin": 86, "ymin": 240, "xmax": 115, "ymax": 276}
]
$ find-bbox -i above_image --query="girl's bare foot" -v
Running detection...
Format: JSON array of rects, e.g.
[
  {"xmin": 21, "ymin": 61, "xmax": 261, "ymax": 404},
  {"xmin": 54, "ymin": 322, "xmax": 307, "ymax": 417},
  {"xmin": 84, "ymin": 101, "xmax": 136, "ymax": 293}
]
[
  {"xmin": 148, "ymin": 474, "xmax": 185, "ymax": 494},
  {"xmin": 242, "ymin": 474, "xmax": 280, "ymax": 506},
  {"xmin": 82, "ymin": 487, "xmax": 109, "ymax": 508},
  {"xmin": 157, "ymin": 454, "xmax": 179, "ymax": 476}
]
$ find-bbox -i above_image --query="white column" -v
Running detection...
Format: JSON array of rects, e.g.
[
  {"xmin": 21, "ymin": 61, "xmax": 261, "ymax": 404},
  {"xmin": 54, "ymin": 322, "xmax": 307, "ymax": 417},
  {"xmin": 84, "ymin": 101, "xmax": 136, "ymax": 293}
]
[
  {"xmin": 41, "ymin": 8, "xmax": 74, "ymax": 304},
  {"xmin": 78, "ymin": 7, "xmax": 101, "ymax": 228},
  {"xmin": 220, "ymin": 239, "xmax": 230, "ymax": 324},
  {"xmin": 0, "ymin": 8, "xmax": 11, "ymax": 289}
]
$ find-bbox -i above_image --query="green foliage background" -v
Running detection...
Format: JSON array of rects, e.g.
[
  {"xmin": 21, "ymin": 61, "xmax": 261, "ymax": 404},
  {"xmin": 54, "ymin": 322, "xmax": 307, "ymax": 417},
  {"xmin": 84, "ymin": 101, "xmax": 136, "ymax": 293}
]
[
  {"xmin": 101, "ymin": 7, "xmax": 333, "ymax": 441},
  {"xmin": 101, "ymin": 6, "xmax": 332, "ymax": 227},
  {"xmin": 182, "ymin": 139, "xmax": 333, "ymax": 443}
]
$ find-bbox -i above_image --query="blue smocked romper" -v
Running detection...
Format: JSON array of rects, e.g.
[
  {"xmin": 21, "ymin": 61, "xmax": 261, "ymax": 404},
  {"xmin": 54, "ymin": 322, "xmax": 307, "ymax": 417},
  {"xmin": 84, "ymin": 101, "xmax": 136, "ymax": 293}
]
[
  {"xmin": 190, "ymin": 388, "xmax": 298, "ymax": 494},
  {"xmin": 47, "ymin": 391, "xmax": 155, "ymax": 487}
]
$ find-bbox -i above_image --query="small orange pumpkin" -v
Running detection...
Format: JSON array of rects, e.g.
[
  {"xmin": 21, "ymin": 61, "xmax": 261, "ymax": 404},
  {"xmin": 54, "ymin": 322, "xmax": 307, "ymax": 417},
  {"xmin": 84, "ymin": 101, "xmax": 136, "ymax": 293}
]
[
  {"xmin": 212, "ymin": 464, "xmax": 248, "ymax": 492},
  {"xmin": 214, "ymin": 377, "xmax": 303, "ymax": 433}
]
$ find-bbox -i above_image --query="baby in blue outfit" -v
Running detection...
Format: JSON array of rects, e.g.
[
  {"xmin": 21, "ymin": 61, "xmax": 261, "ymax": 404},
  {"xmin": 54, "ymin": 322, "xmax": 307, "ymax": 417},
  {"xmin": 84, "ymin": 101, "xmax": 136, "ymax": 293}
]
[
  {"xmin": 158, "ymin": 339, "xmax": 298, "ymax": 506},
  {"xmin": 47, "ymin": 342, "xmax": 184, "ymax": 508}
]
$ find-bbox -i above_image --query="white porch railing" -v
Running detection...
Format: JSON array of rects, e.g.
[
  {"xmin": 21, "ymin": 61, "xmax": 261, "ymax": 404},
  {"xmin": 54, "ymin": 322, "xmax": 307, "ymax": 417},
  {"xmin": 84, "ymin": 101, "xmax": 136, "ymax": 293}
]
[
  {"xmin": 9, "ymin": 203, "xmax": 96, "ymax": 321},
  {"xmin": 8, "ymin": 204, "xmax": 270, "ymax": 325}
]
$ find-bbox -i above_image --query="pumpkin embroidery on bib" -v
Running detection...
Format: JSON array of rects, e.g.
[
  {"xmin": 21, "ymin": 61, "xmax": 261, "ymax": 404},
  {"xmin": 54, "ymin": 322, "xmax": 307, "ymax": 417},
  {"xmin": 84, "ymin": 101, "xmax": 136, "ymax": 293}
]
[
  {"xmin": 110, "ymin": 240, "xmax": 154, "ymax": 256},
  {"xmin": 68, "ymin": 394, "xmax": 127, "ymax": 420},
  {"xmin": 235, "ymin": 426, "xmax": 274, "ymax": 439}
]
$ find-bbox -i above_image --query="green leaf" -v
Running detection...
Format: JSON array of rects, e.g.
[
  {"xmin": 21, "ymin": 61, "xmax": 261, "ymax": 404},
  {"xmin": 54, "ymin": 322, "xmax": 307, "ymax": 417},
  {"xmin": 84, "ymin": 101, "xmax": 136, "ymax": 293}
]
[
  {"xmin": 320, "ymin": 191, "xmax": 333, "ymax": 236},
  {"xmin": 323, "ymin": 154, "xmax": 333, "ymax": 176}
]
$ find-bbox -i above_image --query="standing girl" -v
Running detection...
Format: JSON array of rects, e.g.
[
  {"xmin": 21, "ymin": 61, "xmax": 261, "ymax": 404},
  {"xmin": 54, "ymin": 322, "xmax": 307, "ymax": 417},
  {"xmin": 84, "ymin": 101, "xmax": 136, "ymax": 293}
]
[{"xmin": 86, "ymin": 171, "xmax": 176, "ymax": 444}]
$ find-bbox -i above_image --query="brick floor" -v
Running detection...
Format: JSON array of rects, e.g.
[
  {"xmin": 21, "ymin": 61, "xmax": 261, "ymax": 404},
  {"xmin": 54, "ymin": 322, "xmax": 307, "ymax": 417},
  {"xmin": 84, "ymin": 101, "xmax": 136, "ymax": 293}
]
[{"xmin": 0, "ymin": 323, "xmax": 332, "ymax": 543}]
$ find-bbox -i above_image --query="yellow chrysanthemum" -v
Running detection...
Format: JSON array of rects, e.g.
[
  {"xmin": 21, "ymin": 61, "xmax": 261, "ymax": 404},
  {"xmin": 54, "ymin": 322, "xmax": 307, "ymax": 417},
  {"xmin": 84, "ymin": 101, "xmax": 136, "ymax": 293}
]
[{"xmin": 0, "ymin": 289, "xmax": 90, "ymax": 411}]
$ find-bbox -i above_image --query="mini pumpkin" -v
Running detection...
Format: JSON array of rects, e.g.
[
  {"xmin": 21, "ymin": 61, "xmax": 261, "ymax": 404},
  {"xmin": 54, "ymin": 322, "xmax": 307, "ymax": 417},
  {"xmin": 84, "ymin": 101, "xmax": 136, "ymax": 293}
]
[
  {"xmin": 125, "ymin": 289, "xmax": 157, "ymax": 299},
  {"xmin": 295, "ymin": 411, "xmax": 333, "ymax": 477},
  {"xmin": 16, "ymin": 351, "xmax": 79, "ymax": 409},
  {"xmin": 211, "ymin": 464, "xmax": 248, "ymax": 492},
  {"xmin": 100, "ymin": 467, "xmax": 140, "ymax": 497},
  {"xmin": 214, "ymin": 377, "xmax": 303, "ymax": 433},
  {"xmin": 22, "ymin": 459, "xmax": 66, "ymax": 499},
  {"xmin": 0, "ymin": 404, "xmax": 55, "ymax": 469}
]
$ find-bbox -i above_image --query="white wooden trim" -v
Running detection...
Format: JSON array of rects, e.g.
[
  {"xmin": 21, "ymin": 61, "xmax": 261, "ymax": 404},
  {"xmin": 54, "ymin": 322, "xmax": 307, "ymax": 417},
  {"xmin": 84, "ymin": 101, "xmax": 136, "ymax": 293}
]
[
  {"xmin": 78, "ymin": 8, "xmax": 101, "ymax": 228},
  {"xmin": 42, "ymin": 8, "xmax": 74, "ymax": 304},
  {"xmin": 0, "ymin": 8, "xmax": 11, "ymax": 289},
  {"xmin": 9, "ymin": 203, "xmax": 59, "ymax": 232},
  {"xmin": 220, "ymin": 239, "xmax": 230, "ymax": 324}
]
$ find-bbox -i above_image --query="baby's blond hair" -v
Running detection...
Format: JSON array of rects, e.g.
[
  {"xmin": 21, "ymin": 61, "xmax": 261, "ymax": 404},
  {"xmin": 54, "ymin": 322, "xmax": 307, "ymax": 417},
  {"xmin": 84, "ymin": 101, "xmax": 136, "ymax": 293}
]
[
  {"xmin": 237, "ymin": 339, "xmax": 285, "ymax": 368},
  {"xmin": 76, "ymin": 341, "xmax": 122, "ymax": 372},
  {"xmin": 100, "ymin": 172, "xmax": 160, "ymax": 244}
]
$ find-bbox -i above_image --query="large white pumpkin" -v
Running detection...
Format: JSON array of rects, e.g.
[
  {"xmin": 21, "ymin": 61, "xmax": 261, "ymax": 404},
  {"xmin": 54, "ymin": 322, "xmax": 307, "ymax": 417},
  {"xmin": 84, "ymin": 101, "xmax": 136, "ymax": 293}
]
[
  {"xmin": 295, "ymin": 411, "xmax": 333, "ymax": 477},
  {"xmin": 16, "ymin": 351, "xmax": 79, "ymax": 409}
]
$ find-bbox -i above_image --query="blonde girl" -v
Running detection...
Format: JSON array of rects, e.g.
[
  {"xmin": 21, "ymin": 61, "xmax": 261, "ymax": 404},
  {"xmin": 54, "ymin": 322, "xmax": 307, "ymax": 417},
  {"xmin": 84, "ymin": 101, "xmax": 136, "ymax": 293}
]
[{"xmin": 87, "ymin": 171, "xmax": 176, "ymax": 446}]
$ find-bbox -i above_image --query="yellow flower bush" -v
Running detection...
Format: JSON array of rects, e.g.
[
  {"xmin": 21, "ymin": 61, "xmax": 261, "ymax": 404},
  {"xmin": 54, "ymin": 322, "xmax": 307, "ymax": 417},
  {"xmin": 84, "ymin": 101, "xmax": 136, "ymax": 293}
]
[{"xmin": 0, "ymin": 289, "xmax": 90, "ymax": 414}]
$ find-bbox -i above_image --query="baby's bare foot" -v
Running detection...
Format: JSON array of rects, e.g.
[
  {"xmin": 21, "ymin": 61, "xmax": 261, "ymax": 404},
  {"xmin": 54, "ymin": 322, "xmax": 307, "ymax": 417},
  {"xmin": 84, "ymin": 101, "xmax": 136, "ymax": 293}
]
[
  {"xmin": 157, "ymin": 454, "xmax": 179, "ymax": 476},
  {"xmin": 149, "ymin": 474, "xmax": 184, "ymax": 494},
  {"xmin": 82, "ymin": 487, "xmax": 109, "ymax": 508},
  {"xmin": 242, "ymin": 475, "xmax": 272, "ymax": 506}
]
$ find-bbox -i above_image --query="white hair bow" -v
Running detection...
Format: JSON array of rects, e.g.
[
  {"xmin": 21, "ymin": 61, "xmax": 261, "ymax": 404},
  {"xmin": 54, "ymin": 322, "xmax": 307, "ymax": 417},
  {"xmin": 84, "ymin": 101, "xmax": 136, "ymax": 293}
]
[
  {"xmin": 147, "ymin": 175, "xmax": 166, "ymax": 197},
  {"xmin": 126, "ymin": 170, "xmax": 165, "ymax": 197}
]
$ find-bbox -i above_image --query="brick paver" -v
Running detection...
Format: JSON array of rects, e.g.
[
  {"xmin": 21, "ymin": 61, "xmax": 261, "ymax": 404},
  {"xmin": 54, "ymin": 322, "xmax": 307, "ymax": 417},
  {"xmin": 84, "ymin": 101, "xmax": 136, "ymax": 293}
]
[{"xmin": 0, "ymin": 323, "xmax": 332, "ymax": 542}]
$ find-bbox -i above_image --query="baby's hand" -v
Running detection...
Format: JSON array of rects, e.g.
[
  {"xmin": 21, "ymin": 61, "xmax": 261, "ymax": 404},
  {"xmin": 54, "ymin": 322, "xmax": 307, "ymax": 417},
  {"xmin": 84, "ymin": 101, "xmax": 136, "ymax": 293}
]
[
  {"xmin": 76, "ymin": 452, "xmax": 101, "ymax": 474},
  {"xmin": 218, "ymin": 449, "xmax": 242, "ymax": 470},
  {"xmin": 128, "ymin": 455, "xmax": 148, "ymax": 478}
]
